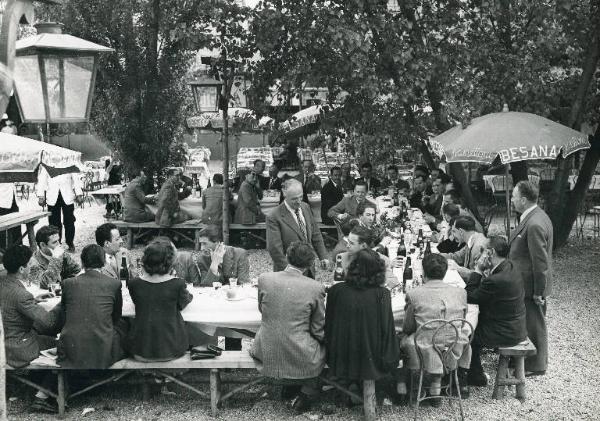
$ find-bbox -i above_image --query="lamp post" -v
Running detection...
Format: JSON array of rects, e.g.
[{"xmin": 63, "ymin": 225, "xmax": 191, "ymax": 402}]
[{"xmin": 13, "ymin": 22, "xmax": 113, "ymax": 139}]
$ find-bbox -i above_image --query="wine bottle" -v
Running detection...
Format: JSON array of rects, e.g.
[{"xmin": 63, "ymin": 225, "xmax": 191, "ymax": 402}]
[
  {"xmin": 333, "ymin": 254, "xmax": 344, "ymax": 283},
  {"xmin": 424, "ymin": 240, "xmax": 432, "ymax": 256},
  {"xmin": 403, "ymin": 256, "xmax": 413, "ymax": 293},
  {"xmin": 119, "ymin": 256, "xmax": 130, "ymax": 282}
]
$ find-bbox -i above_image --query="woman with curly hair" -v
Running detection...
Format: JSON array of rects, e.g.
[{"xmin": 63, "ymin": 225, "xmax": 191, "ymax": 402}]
[
  {"xmin": 324, "ymin": 249, "xmax": 400, "ymax": 400},
  {"xmin": 126, "ymin": 237, "xmax": 193, "ymax": 361}
]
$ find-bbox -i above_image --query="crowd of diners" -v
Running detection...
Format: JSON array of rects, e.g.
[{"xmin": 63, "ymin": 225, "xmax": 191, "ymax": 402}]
[{"xmin": 1, "ymin": 158, "xmax": 553, "ymax": 415}]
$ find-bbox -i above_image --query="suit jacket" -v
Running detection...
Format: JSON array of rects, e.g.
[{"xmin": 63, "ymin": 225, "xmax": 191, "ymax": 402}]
[
  {"xmin": 173, "ymin": 248, "xmax": 250, "ymax": 286},
  {"xmin": 466, "ymin": 260, "xmax": 527, "ymax": 347},
  {"xmin": 382, "ymin": 177, "xmax": 410, "ymax": 191},
  {"xmin": 0, "ymin": 277, "xmax": 62, "ymax": 368},
  {"xmin": 266, "ymin": 202, "xmax": 328, "ymax": 272},
  {"xmin": 295, "ymin": 173, "xmax": 322, "ymax": 203},
  {"xmin": 250, "ymin": 268, "xmax": 326, "ymax": 379},
  {"xmin": 339, "ymin": 251, "xmax": 400, "ymax": 289},
  {"xmin": 320, "ymin": 180, "xmax": 344, "ymax": 225},
  {"xmin": 123, "ymin": 178, "xmax": 154, "ymax": 222},
  {"xmin": 327, "ymin": 195, "xmax": 376, "ymax": 220},
  {"xmin": 355, "ymin": 176, "xmax": 382, "ymax": 194},
  {"xmin": 443, "ymin": 232, "xmax": 488, "ymax": 274},
  {"xmin": 508, "ymin": 206, "xmax": 553, "ymax": 298},
  {"xmin": 401, "ymin": 280, "xmax": 471, "ymax": 374},
  {"xmin": 155, "ymin": 178, "xmax": 182, "ymax": 226},
  {"xmin": 36, "ymin": 167, "xmax": 83, "ymax": 206},
  {"xmin": 423, "ymin": 194, "xmax": 443, "ymax": 217},
  {"xmin": 100, "ymin": 251, "xmax": 130, "ymax": 281},
  {"xmin": 57, "ymin": 270, "xmax": 123, "ymax": 368},
  {"xmin": 234, "ymin": 180, "xmax": 264, "ymax": 224}
]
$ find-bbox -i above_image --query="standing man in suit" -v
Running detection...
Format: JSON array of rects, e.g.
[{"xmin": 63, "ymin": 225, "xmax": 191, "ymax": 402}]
[
  {"xmin": 320, "ymin": 166, "xmax": 344, "ymax": 225},
  {"xmin": 466, "ymin": 235, "xmax": 527, "ymax": 387},
  {"xmin": 266, "ymin": 179, "xmax": 329, "ymax": 276},
  {"xmin": 57, "ymin": 244, "xmax": 125, "ymax": 368},
  {"xmin": 509, "ymin": 180, "xmax": 553, "ymax": 376},
  {"xmin": 295, "ymin": 160, "xmax": 322, "ymax": 203},
  {"xmin": 234, "ymin": 172, "xmax": 265, "ymax": 224},
  {"xmin": 95, "ymin": 223, "xmax": 129, "ymax": 280},
  {"xmin": 36, "ymin": 167, "xmax": 83, "ymax": 252},
  {"xmin": 441, "ymin": 215, "xmax": 487, "ymax": 280},
  {"xmin": 250, "ymin": 242, "xmax": 326, "ymax": 413},
  {"xmin": 355, "ymin": 162, "xmax": 381, "ymax": 195}
]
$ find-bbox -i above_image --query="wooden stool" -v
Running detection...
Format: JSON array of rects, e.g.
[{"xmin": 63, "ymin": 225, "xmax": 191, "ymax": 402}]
[{"xmin": 492, "ymin": 339, "xmax": 537, "ymax": 401}]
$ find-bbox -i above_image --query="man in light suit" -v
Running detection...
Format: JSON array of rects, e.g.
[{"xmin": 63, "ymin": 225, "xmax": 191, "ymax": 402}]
[
  {"xmin": 509, "ymin": 180, "xmax": 553, "ymax": 375},
  {"xmin": 327, "ymin": 180, "xmax": 374, "ymax": 223},
  {"xmin": 266, "ymin": 179, "xmax": 329, "ymax": 276},
  {"xmin": 441, "ymin": 215, "xmax": 487, "ymax": 280},
  {"xmin": 250, "ymin": 242, "xmax": 326, "ymax": 413},
  {"xmin": 36, "ymin": 167, "xmax": 83, "ymax": 252},
  {"xmin": 95, "ymin": 222, "xmax": 129, "ymax": 281}
]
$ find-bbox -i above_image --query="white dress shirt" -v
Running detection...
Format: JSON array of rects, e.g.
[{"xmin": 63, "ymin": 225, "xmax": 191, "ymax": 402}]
[
  {"xmin": 36, "ymin": 167, "xmax": 83, "ymax": 206},
  {"xmin": 0, "ymin": 183, "xmax": 16, "ymax": 209}
]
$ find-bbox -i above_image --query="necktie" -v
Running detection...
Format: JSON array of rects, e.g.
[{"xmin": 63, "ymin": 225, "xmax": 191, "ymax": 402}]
[{"xmin": 295, "ymin": 209, "xmax": 307, "ymax": 240}]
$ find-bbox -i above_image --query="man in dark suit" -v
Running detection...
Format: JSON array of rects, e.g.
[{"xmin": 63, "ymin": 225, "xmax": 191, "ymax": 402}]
[
  {"xmin": 96, "ymin": 222, "xmax": 130, "ymax": 281},
  {"xmin": 295, "ymin": 160, "xmax": 322, "ymax": 203},
  {"xmin": 250, "ymin": 242, "xmax": 326, "ymax": 413},
  {"xmin": 509, "ymin": 180, "xmax": 553, "ymax": 375},
  {"xmin": 320, "ymin": 166, "xmax": 344, "ymax": 225},
  {"xmin": 382, "ymin": 165, "xmax": 410, "ymax": 191},
  {"xmin": 262, "ymin": 163, "xmax": 283, "ymax": 191},
  {"xmin": 57, "ymin": 244, "xmax": 125, "ymax": 368},
  {"xmin": 266, "ymin": 179, "xmax": 330, "ymax": 276},
  {"xmin": 466, "ymin": 235, "xmax": 527, "ymax": 387},
  {"xmin": 355, "ymin": 162, "xmax": 381, "ymax": 195},
  {"xmin": 0, "ymin": 246, "xmax": 61, "ymax": 412}
]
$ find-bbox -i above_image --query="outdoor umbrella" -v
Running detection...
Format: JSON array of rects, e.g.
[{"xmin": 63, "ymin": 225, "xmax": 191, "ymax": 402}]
[
  {"xmin": 0, "ymin": 133, "xmax": 82, "ymax": 182},
  {"xmin": 429, "ymin": 106, "xmax": 591, "ymax": 234},
  {"xmin": 280, "ymin": 104, "xmax": 334, "ymax": 138}
]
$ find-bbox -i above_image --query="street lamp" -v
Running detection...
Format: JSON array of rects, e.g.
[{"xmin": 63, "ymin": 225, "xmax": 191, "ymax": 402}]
[
  {"xmin": 13, "ymin": 22, "xmax": 113, "ymax": 124},
  {"xmin": 189, "ymin": 75, "xmax": 223, "ymax": 113}
]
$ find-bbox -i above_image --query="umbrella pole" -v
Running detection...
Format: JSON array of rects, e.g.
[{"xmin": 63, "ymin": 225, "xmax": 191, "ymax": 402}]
[{"xmin": 506, "ymin": 164, "xmax": 511, "ymax": 237}]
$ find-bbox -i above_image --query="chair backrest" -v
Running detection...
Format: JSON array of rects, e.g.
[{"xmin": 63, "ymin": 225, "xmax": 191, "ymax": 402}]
[{"xmin": 413, "ymin": 318, "xmax": 474, "ymax": 374}]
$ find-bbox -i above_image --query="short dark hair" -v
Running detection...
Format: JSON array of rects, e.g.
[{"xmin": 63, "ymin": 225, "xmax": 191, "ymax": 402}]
[
  {"xmin": 487, "ymin": 235, "xmax": 510, "ymax": 258},
  {"xmin": 360, "ymin": 162, "xmax": 373, "ymax": 170},
  {"xmin": 142, "ymin": 238, "xmax": 176, "ymax": 275},
  {"xmin": 35, "ymin": 225, "xmax": 59, "ymax": 246},
  {"xmin": 286, "ymin": 241, "xmax": 316, "ymax": 269},
  {"xmin": 212, "ymin": 173, "xmax": 223, "ymax": 184},
  {"xmin": 414, "ymin": 174, "xmax": 427, "ymax": 183},
  {"xmin": 198, "ymin": 224, "xmax": 222, "ymax": 243},
  {"xmin": 345, "ymin": 249, "xmax": 386, "ymax": 289},
  {"xmin": 354, "ymin": 180, "xmax": 368, "ymax": 190},
  {"xmin": 253, "ymin": 159, "xmax": 264, "ymax": 167},
  {"xmin": 81, "ymin": 244, "xmax": 106, "ymax": 269},
  {"xmin": 329, "ymin": 166, "xmax": 341, "ymax": 175},
  {"xmin": 444, "ymin": 189, "xmax": 461, "ymax": 204},
  {"xmin": 414, "ymin": 164, "xmax": 430, "ymax": 176},
  {"xmin": 356, "ymin": 201, "xmax": 377, "ymax": 216},
  {"xmin": 442, "ymin": 203, "xmax": 460, "ymax": 218},
  {"xmin": 422, "ymin": 253, "xmax": 448, "ymax": 280},
  {"xmin": 350, "ymin": 225, "xmax": 372, "ymax": 245},
  {"xmin": 454, "ymin": 215, "xmax": 476, "ymax": 232},
  {"xmin": 515, "ymin": 180, "xmax": 539, "ymax": 202},
  {"xmin": 340, "ymin": 219, "xmax": 360, "ymax": 236},
  {"xmin": 96, "ymin": 223, "xmax": 118, "ymax": 247},
  {"xmin": 166, "ymin": 167, "xmax": 180, "ymax": 176},
  {"xmin": 387, "ymin": 165, "xmax": 398, "ymax": 172},
  {"xmin": 3, "ymin": 245, "xmax": 33, "ymax": 274}
]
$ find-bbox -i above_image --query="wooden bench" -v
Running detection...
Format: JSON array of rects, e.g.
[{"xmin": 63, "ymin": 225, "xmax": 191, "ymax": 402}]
[
  {"xmin": 112, "ymin": 220, "xmax": 206, "ymax": 250},
  {"xmin": 8, "ymin": 351, "xmax": 381, "ymax": 420},
  {"xmin": 492, "ymin": 338, "xmax": 537, "ymax": 401},
  {"xmin": 0, "ymin": 210, "xmax": 50, "ymax": 251}
]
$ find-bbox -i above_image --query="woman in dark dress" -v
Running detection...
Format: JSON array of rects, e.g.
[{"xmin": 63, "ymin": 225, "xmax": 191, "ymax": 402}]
[
  {"xmin": 325, "ymin": 249, "xmax": 400, "ymax": 398},
  {"xmin": 126, "ymin": 238, "xmax": 192, "ymax": 361}
]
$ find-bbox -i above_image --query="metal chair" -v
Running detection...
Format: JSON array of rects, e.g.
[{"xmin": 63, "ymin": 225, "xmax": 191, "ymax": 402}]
[{"xmin": 411, "ymin": 318, "xmax": 474, "ymax": 421}]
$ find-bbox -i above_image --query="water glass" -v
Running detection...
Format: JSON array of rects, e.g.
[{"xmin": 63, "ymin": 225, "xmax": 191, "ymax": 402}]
[
  {"xmin": 229, "ymin": 278, "xmax": 238, "ymax": 288},
  {"xmin": 212, "ymin": 282, "xmax": 222, "ymax": 290}
]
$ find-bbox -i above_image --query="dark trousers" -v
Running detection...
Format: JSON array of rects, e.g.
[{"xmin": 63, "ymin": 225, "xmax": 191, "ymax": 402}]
[
  {"xmin": 469, "ymin": 329, "xmax": 485, "ymax": 377},
  {"xmin": 524, "ymin": 298, "xmax": 548, "ymax": 372},
  {"xmin": 0, "ymin": 196, "xmax": 21, "ymax": 249},
  {"xmin": 48, "ymin": 193, "xmax": 76, "ymax": 247}
]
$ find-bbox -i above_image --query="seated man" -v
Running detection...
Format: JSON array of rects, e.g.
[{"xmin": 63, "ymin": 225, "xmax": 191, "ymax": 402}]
[
  {"xmin": 96, "ymin": 223, "xmax": 130, "ymax": 280},
  {"xmin": 320, "ymin": 166, "xmax": 344, "ymax": 225},
  {"xmin": 382, "ymin": 164, "xmax": 410, "ymax": 191},
  {"xmin": 329, "ymin": 219, "xmax": 359, "ymax": 261},
  {"xmin": 173, "ymin": 224, "xmax": 250, "ymax": 287},
  {"xmin": 434, "ymin": 203, "xmax": 464, "ymax": 253},
  {"xmin": 355, "ymin": 162, "xmax": 382, "ymax": 195},
  {"xmin": 441, "ymin": 216, "xmax": 488, "ymax": 280},
  {"xmin": 201, "ymin": 173, "xmax": 230, "ymax": 224},
  {"xmin": 0, "ymin": 246, "xmax": 62, "ymax": 412},
  {"xmin": 409, "ymin": 174, "xmax": 429, "ymax": 209},
  {"xmin": 443, "ymin": 189, "xmax": 484, "ymax": 233},
  {"xmin": 295, "ymin": 160, "xmax": 322, "ymax": 203},
  {"xmin": 339, "ymin": 226, "xmax": 399, "ymax": 289},
  {"xmin": 122, "ymin": 169, "xmax": 154, "ymax": 223},
  {"xmin": 327, "ymin": 180, "xmax": 375, "ymax": 224},
  {"xmin": 155, "ymin": 168, "xmax": 191, "ymax": 226},
  {"xmin": 396, "ymin": 253, "xmax": 471, "ymax": 404},
  {"xmin": 340, "ymin": 162, "xmax": 355, "ymax": 193},
  {"xmin": 57, "ymin": 244, "xmax": 126, "ymax": 368},
  {"xmin": 422, "ymin": 176, "xmax": 445, "ymax": 220},
  {"xmin": 250, "ymin": 242, "xmax": 326, "ymax": 413},
  {"xmin": 234, "ymin": 172, "xmax": 265, "ymax": 224},
  {"xmin": 465, "ymin": 235, "xmax": 527, "ymax": 386},
  {"xmin": 29, "ymin": 225, "xmax": 81, "ymax": 289},
  {"xmin": 262, "ymin": 162, "xmax": 283, "ymax": 191}
]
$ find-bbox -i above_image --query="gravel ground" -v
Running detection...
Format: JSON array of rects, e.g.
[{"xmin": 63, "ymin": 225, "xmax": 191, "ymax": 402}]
[{"xmin": 7, "ymin": 197, "xmax": 600, "ymax": 420}]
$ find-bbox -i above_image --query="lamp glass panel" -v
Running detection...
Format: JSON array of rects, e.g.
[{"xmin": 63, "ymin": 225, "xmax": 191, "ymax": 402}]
[
  {"xmin": 44, "ymin": 57, "xmax": 62, "ymax": 119},
  {"xmin": 14, "ymin": 56, "xmax": 46, "ymax": 120},
  {"xmin": 193, "ymin": 85, "xmax": 219, "ymax": 112},
  {"xmin": 62, "ymin": 56, "xmax": 94, "ymax": 119}
]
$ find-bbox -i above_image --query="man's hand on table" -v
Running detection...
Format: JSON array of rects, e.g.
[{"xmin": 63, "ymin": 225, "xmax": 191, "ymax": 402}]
[{"xmin": 35, "ymin": 291, "xmax": 55, "ymax": 303}]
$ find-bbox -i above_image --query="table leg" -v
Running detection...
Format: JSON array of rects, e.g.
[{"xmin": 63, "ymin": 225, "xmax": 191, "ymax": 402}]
[
  {"xmin": 210, "ymin": 369, "xmax": 221, "ymax": 417},
  {"xmin": 57, "ymin": 371, "xmax": 66, "ymax": 418},
  {"xmin": 515, "ymin": 357, "xmax": 527, "ymax": 401},
  {"xmin": 26, "ymin": 222, "xmax": 37, "ymax": 251},
  {"xmin": 363, "ymin": 380, "xmax": 376, "ymax": 421}
]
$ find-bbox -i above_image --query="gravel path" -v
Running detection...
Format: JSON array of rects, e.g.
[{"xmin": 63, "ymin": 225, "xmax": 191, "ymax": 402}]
[{"xmin": 7, "ymin": 198, "xmax": 600, "ymax": 420}]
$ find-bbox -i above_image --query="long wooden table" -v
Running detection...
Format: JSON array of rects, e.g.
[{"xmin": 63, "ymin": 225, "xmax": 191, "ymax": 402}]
[{"xmin": 0, "ymin": 210, "xmax": 50, "ymax": 251}]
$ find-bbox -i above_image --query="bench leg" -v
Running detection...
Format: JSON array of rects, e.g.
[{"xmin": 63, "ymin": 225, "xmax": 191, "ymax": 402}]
[
  {"xmin": 363, "ymin": 380, "xmax": 376, "ymax": 421},
  {"xmin": 210, "ymin": 369, "xmax": 221, "ymax": 417},
  {"xmin": 57, "ymin": 371, "xmax": 66, "ymax": 418},
  {"xmin": 195, "ymin": 229, "xmax": 200, "ymax": 251},
  {"xmin": 492, "ymin": 355, "xmax": 509, "ymax": 399},
  {"xmin": 127, "ymin": 228, "xmax": 134, "ymax": 249},
  {"xmin": 514, "ymin": 357, "xmax": 527, "ymax": 401}
]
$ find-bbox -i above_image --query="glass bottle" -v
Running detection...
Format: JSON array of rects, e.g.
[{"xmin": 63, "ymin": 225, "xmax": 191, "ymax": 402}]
[
  {"xmin": 333, "ymin": 254, "xmax": 344, "ymax": 283},
  {"xmin": 119, "ymin": 256, "xmax": 130, "ymax": 282},
  {"xmin": 403, "ymin": 256, "xmax": 413, "ymax": 293}
]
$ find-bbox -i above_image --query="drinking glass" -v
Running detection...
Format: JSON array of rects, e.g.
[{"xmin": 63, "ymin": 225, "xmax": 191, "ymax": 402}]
[
  {"xmin": 212, "ymin": 282, "xmax": 222, "ymax": 290},
  {"xmin": 229, "ymin": 278, "xmax": 238, "ymax": 288}
]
